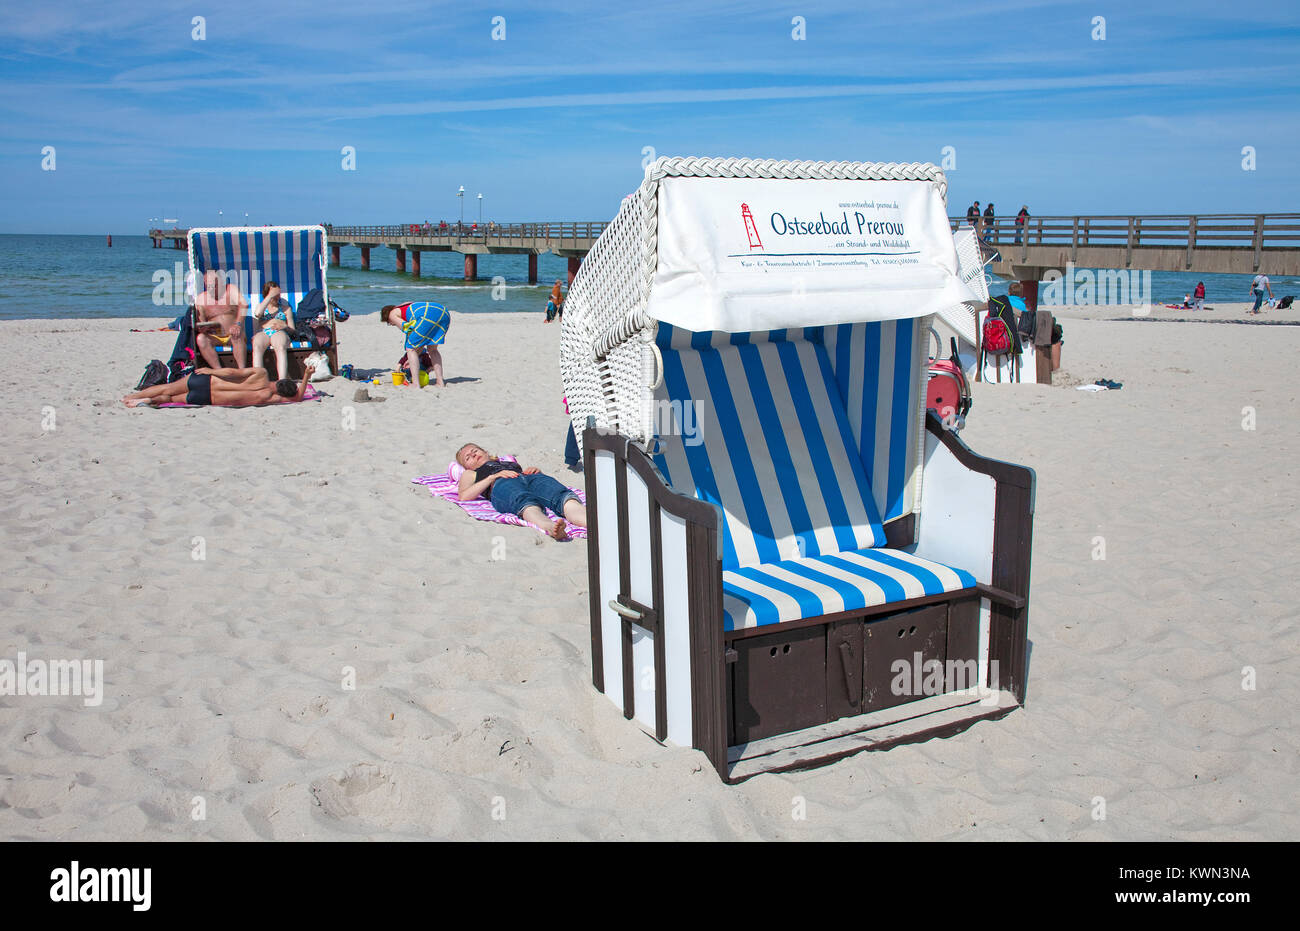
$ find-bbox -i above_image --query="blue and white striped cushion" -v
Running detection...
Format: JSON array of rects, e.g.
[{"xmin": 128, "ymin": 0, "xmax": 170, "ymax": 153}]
[
  {"xmin": 652, "ymin": 337, "xmax": 887, "ymax": 572},
  {"xmin": 722, "ymin": 548, "xmax": 975, "ymax": 630}
]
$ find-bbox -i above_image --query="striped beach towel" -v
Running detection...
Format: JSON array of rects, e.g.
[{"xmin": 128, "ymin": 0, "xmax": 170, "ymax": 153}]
[{"xmin": 412, "ymin": 463, "xmax": 587, "ymax": 538}]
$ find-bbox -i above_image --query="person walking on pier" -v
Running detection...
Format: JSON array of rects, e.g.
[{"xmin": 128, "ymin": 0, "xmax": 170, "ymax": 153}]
[
  {"xmin": 1014, "ymin": 206, "xmax": 1029, "ymax": 245},
  {"xmin": 1250, "ymin": 273, "xmax": 1273, "ymax": 314},
  {"xmin": 983, "ymin": 203, "xmax": 997, "ymax": 243},
  {"xmin": 966, "ymin": 201, "xmax": 980, "ymax": 232}
]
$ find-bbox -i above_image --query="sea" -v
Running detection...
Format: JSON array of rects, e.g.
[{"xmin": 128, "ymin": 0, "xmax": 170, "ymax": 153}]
[
  {"xmin": 0, "ymin": 233, "xmax": 1295, "ymax": 321},
  {"xmin": 0, "ymin": 234, "xmax": 576, "ymax": 322}
]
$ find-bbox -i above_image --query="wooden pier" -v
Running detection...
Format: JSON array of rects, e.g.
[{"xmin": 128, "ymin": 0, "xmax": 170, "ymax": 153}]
[
  {"xmin": 951, "ymin": 213, "xmax": 1300, "ymax": 278},
  {"xmin": 151, "ymin": 221, "xmax": 607, "ymax": 283},
  {"xmin": 150, "ymin": 214, "xmax": 1300, "ymax": 289},
  {"xmin": 328, "ymin": 222, "xmax": 606, "ymax": 283},
  {"xmin": 149, "ymin": 228, "xmax": 188, "ymax": 249}
]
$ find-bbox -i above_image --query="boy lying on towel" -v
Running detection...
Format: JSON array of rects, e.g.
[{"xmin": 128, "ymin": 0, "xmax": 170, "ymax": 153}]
[
  {"xmin": 456, "ymin": 443, "xmax": 587, "ymax": 540},
  {"xmin": 123, "ymin": 365, "xmax": 313, "ymax": 408}
]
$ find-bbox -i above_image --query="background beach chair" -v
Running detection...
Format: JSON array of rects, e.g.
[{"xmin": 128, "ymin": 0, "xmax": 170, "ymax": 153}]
[
  {"xmin": 186, "ymin": 226, "xmax": 336, "ymax": 376},
  {"xmin": 561, "ymin": 156, "xmax": 1035, "ymax": 782}
]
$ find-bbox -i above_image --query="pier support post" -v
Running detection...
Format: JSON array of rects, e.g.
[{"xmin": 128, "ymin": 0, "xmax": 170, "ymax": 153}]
[
  {"xmin": 411, "ymin": 251, "xmax": 421, "ymax": 277},
  {"xmin": 330, "ymin": 245, "xmax": 340, "ymax": 267},
  {"xmin": 464, "ymin": 253, "xmax": 477, "ymax": 280},
  {"xmin": 1019, "ymin": 279, "xmax": 1039, "ymax": 314},
  {"xmin": 361, "ymin": 247, "xmax": 370, "ymax": 270},
  {"xmin": 527, "ymin": 253, "xmax": 538, "ymax": 284},
  {"xmin": 567, "ymin": 256, "xmax": 581, "ymax": 286},
  {"xmin": 396, "ymin": 248, "xmax": 406, "ymax": 273}
]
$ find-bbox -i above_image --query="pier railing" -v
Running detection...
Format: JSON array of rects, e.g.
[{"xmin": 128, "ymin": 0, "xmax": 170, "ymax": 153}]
[
  {"xmin": 948, "ymin": 213, "xmax": 1300, "ymax": 264},
  {"xmin": 326, "ymin": 222, "xmax": 609, "ymax": 242}
]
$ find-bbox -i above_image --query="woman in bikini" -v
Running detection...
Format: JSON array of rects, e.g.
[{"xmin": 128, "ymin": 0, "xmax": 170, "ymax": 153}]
[{"xmin": 251, "ymin": 281, "xmax": 296, "ymax": 379}]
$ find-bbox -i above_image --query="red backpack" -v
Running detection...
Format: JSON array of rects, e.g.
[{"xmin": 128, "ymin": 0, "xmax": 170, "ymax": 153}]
[{"xmin": 982, "ymin": 315, "xmax": 1012, "ymax": 354}]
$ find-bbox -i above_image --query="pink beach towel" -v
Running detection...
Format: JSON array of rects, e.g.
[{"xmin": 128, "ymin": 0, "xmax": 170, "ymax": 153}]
[{"xmin": 412, "ymin": 458, "xmax": 587, "ymax": 539}]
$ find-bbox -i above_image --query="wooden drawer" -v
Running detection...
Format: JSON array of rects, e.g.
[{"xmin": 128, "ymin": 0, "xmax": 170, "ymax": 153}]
[
  {"xmin": 731, "ymin": 626, "xmax": 827, "ymax": 744},
  {"xmin": 863, "ymin": 603, "xmax": 949, "ymax": 713},
  {"xmin": 728, "ymin": 597, "xmax": 977, "ymax": 745}
]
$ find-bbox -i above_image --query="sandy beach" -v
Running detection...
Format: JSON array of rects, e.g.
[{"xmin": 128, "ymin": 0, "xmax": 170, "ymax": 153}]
[{"xmin": 0, "ymin": 307, "xmax": 1296, "ymax": 841}]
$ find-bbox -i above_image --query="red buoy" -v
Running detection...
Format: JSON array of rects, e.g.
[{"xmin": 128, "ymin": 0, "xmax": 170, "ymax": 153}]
[{"xmin": 106, "ymin": 235, "xmax": 112, "ymax": 247}]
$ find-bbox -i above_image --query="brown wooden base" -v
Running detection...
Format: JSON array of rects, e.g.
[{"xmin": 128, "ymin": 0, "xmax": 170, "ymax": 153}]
[{"xmin": 727, "ymin": 596, "xmax": 982, "ymax": 746}]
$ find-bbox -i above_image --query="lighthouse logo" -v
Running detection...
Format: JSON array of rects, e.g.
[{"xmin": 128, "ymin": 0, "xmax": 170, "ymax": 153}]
[{"xmin": 741, "ymin": 203, "xmax": 764, "ymax": 251}]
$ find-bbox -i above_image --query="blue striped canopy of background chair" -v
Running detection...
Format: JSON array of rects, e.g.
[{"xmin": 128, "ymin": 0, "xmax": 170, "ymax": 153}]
[
  {"xmin": 652, "ymin": 321, "xmax": 973, "ymax": 630},
  {"xmin": 188, "ymin": 227, "xmax": 327, "ymax": 354}
]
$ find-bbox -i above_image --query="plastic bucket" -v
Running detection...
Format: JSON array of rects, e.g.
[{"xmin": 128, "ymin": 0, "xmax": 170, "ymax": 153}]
[
  {"xmin": 418, "ymin": 371, "xmax": 430, "ymax": 387},
  {"xmin": 392, "ymin": 371, "xmax": 406, "ymax": 385}
]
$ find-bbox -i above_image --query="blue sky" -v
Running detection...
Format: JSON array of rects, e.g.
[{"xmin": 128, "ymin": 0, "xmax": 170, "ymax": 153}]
[{"xmin": 1, "ymin": 0, "xmax": 1297, "ymax": 233}]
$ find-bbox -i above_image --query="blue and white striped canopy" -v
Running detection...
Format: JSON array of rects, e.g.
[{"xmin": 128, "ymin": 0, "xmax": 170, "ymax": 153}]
[{"xmin": 187, "ymin": 226, "xmax": 326, "ymax": 312}]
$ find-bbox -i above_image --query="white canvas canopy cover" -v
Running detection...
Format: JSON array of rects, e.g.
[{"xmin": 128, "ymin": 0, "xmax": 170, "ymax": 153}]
[{"xmin": 645, "ymin": 176, "xmax": 982, "ymax": 334}]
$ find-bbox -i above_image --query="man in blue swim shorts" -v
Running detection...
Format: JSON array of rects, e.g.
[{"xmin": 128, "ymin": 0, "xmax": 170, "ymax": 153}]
[
  {"xmin": 455, "ymin": 443, "xmax": 587, "ymax": 540},
  {"xmin": 382, "ymin": 302, "xmax": 447, "ymax": 386}
]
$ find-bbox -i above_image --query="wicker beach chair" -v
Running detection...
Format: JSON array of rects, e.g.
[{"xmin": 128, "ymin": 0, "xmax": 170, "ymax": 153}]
[
  {"xmin": 561, "ymin": 157, "xmax": 1035, "ymax": 782},
  {"xmin": 186, "ymin": 226, "xmax": 337, "ymax": 376}
]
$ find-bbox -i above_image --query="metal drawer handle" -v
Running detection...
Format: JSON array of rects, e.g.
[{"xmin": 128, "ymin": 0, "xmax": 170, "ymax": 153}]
[
  {"xmin": 609, "ymin": 600, "xmax": 643, "ymax": 620},
  {"xmin": 838, "ymin": 641, "xmax": 860, "ymax": 706}
]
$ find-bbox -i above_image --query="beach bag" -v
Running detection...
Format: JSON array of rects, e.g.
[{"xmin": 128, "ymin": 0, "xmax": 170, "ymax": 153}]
[
  {"xmin": 296, "ymin": 288, "xmax": 326, "ymax": 318},
  {"xmin": 982, "ymin": 316, "xmax": 1012, "ymax": 354},
  {"xmin": 168, "ymin": 346, "xmax": 195, "ymax": 382},
  {"xmin": 303, "ymin": 351, "xmax": 332, "ymax": 381},
  {"xmin": 135, "ymin": 359, "xmax": 169, "ymax": 391}
]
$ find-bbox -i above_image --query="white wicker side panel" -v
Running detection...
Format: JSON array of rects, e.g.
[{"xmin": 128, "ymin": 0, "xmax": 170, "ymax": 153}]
[
  {"xmin": 945, "ymin": 226, "xmax": 987, "ymax": 342},
  {"xmin": 560, "ymin": 191, "xmax": 653, "ymax": 450}
]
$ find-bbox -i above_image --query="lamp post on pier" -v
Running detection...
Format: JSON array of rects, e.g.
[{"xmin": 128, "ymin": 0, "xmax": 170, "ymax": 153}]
[
  {"xmin": 457, "ymin": 185, "xmax": 464, "ymax": 232},
  {"xmin": 477, "ymin": 193, "xmax": 483, "ymax": 228}
]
